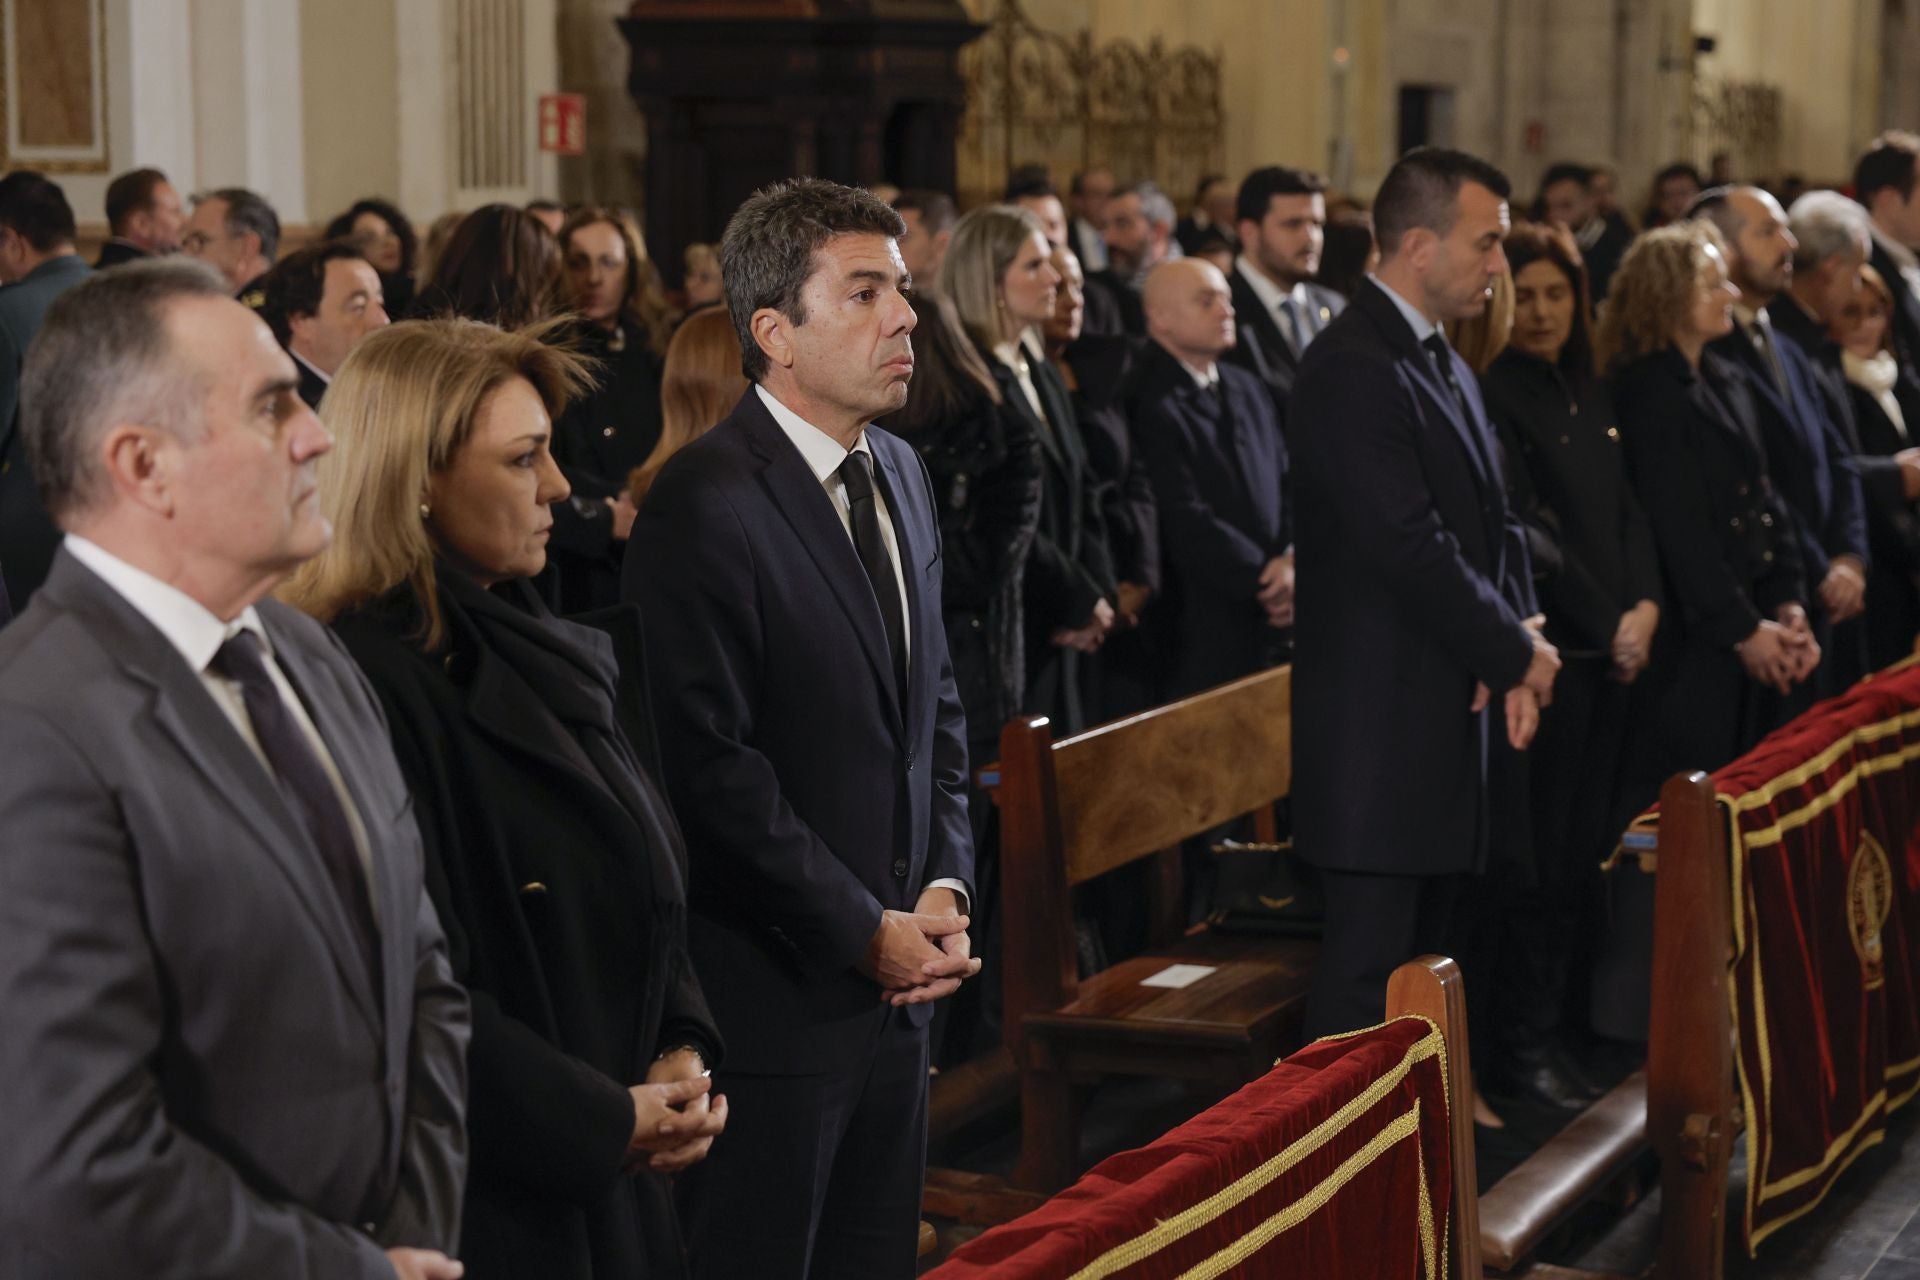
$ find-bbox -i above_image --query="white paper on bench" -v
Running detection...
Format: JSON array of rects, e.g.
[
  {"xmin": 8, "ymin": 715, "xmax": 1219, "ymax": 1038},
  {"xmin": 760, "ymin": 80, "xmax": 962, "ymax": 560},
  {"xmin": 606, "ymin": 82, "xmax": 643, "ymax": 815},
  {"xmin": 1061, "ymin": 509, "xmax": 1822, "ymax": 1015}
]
[{"xmin": 1140, "ymin": 963, "xmax": 1217, "ymax": 989}]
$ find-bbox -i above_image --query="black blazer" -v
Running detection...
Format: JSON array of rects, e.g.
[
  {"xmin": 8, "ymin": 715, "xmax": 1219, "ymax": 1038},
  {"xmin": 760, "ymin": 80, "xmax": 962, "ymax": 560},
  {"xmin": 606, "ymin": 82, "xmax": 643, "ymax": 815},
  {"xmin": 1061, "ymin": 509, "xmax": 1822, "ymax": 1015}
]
[
  {"xmin": 334, "ymin": 581, "xmax": 719, "ymax": 1280},
  {"xmin": 886, "ymin": 387, "xmax": 1043, "ymax": 746},
  {"xmin": 1083, "ymin": 269, "xmax": 1144, "ymax": 336},
  {"xmin": 1612, "ymin": 348, "xmax": 1807, "ymax": 651},
  {"xmin": 1709, "ymin": 322, "xmax": 1870, "ymax": 592},
  {"xmin": 291, "ymin": 353, "xmax": 328, "ymax": 411},
  {"xmin": 1480, "ymin": 348, "xmax": 1662, "ymax": 651},
  {"xmin": 94, "ymin": 238, "xmax": 148, "ymax": 269},
  {"xmin": 1132, "ymin": 341, "xmax": 1289, "ymax": 696},
  {"xmin": 622, "ymin": 388, "xmax": 973, "ymax": 1074},
  {"xmin": 1064, "ymin": 334, "xmax": 1160, "ymax": 595},
  {"xmin": 1222, "ymin": 264, "xmax": 1345, "ymax": 427},
  {"xmin": 1289, "ymin": 279, "xmax": 1537, "ymax": 876}
]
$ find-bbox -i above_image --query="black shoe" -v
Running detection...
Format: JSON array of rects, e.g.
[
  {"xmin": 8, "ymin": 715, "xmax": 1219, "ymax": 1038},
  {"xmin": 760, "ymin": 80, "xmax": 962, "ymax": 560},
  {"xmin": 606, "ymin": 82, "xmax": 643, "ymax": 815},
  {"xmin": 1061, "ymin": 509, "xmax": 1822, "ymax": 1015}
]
[{"xmin": 1488, "ymin": 1044, "xmax": 1592, "ymax": 1111}]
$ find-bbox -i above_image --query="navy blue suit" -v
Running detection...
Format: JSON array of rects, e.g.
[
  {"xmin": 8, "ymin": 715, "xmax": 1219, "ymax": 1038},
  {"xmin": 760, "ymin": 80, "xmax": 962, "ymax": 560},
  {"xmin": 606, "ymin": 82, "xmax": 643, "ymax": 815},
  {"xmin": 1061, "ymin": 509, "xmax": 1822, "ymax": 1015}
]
[
  {"xmin": 1289, "ymin": 279, "xmax": 1536, "ymax": 1037},
  {"xmin": 623, "ymin": 387, "xmax": 972, "ymax": 1277},
  {"xmin": 1131, "ymin": 341, "xmax": 1290, "ymax": 696}
]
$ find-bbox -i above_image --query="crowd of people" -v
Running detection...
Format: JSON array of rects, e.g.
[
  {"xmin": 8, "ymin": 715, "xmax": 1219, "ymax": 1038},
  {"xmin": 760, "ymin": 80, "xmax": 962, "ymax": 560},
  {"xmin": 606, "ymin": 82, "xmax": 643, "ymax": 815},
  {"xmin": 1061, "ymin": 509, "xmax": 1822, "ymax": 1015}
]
[{"xmin": 2, "ymin": 127, "xmax": 1919, "ymax": 1278}]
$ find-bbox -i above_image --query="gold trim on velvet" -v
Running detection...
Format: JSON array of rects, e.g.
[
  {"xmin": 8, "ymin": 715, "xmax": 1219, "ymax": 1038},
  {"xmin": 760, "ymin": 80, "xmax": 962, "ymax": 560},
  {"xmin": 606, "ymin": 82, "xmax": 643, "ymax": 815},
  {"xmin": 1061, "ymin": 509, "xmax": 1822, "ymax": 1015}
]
[
  {"xmin": 1169, "ymin": 1105, "xmax": 1426, "ymax": 1280},
  {"xmin": 1065, "ymin": 1024, "xmax": 1446, "ymax": 1280}
]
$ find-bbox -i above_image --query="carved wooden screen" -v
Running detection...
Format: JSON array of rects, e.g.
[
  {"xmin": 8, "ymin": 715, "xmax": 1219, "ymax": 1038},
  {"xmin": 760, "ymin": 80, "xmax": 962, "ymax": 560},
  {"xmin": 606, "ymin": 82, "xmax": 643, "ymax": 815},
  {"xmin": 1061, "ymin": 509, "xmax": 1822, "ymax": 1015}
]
[
  {"xmin": 1691, "ymin": 75, "xmax": 1783, "ymax": 182},
  {"xmin": 957, "ymin": 0, "xmax": 1223, "ymax": 208}
]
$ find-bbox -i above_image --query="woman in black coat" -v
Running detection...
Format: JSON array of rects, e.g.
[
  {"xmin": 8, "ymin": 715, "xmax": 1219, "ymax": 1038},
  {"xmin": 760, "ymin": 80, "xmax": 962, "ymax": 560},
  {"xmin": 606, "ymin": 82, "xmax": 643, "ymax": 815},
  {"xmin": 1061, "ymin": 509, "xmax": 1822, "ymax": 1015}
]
[
  {"xmin": 285, "ymin": 318, "xmax": 725, "ymax": 1280},
  {"xmin": 549, "ymin": 207, "xmax": 677, "ymax": 613},
  {"xmin": 941, "ymin": 204, "xmax": 1117, "ymax": 734},
  {"xmin": 1478, "ymin": 223, "xmax": 1663, "ymax": 1106}
]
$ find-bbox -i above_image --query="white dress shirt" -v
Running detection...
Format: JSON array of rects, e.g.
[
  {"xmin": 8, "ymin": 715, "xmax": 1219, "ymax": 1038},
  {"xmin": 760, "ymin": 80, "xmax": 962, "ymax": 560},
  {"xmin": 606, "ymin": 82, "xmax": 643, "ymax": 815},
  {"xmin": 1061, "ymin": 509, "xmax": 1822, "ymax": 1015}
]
[
  {"xmin": 1235, "ymin": 257, "xmax": 1326, "ymax": 356},
  {"xmin": 755, "ymin": 386, "xmax": 971, "ymax": 911},
  {"xmin": 63, "ymin": 535, "xmax": 376, "ymax": 890}
]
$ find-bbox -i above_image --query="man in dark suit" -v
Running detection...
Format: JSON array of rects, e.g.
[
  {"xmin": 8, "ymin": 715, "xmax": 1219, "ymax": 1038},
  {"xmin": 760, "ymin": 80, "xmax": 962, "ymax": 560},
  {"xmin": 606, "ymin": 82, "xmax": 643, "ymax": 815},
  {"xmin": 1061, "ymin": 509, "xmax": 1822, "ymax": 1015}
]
[
  {"xmin": 1696, "ymin": 185, "xmax": 1871, "ymax": 699},
  {"xmin": 1775, "ymin": 190, "xmax": 1920, "ymax": 675},
  {"xmin": 0, "ymin": 171, "xmax": 91, "ymax": 610},
  {"xmin": 1855, "ymin": 132, "xmax": 1920, "ymax": 428},
  {"xmin": 1086, "ymin": 181, "xmax": 1178, "ymax": 336},
  {"xmin": 0, "ymin": 261, "xmax": 469, "ymax": 1279},
  {"xmin": 1290, "ymin": 147, "xmax": 1560, "ymax": 1039},
  {"xmin": 1225, "ymin": 166, "xmax": 1346, "ymax": 427},
  {"xmin": 260, "ymin": 240, "xmax": 391, "ymax": 409},
  {"xmin": 1133, "ymin": 257, "xmax": 1291, "ymax": 696},
  {"xmin": 97, "ymin": 167, "xmax": 185, "ymax": 267},
  {"xmin": 625, "ymin": 178, "xmax": 977, "ymax": 1278},
  {"xmin": 1539, "ymin": 161, "xmax": 1632, "ymax": 300},
  {"xmin": 1068, "ymin": 165, "xmax": 1114, "ymax": 274},
  {"xmin": 183, "ymin": 186, "xmax": 279, "ymax": 307}
]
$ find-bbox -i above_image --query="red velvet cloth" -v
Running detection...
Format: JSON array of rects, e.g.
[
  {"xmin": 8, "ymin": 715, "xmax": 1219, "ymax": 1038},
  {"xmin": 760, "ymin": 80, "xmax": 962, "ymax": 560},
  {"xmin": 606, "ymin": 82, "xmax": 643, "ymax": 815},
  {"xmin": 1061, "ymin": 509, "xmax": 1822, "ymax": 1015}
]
[
  {"xmin": 1638, "ymin": 659, "xmax": 1920, "ymax": 1254},
  {"xmin": 927, "ymin": 1016, "xmax": 1452, "ymax": 1280}
]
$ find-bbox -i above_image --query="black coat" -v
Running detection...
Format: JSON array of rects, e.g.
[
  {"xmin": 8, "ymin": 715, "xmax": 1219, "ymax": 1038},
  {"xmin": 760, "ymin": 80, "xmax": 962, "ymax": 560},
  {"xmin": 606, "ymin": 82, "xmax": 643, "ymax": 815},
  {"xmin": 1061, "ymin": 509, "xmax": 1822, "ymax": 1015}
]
[
  {"xmin": 1083, "ymin": 269, "xmax": 1144, "ymax": 337},
  {"xmin": 292, "ymin": 352, "xmax": 329, "ymax": 411},
  {"xmin": 549, "ymin": 319, "xmax": 668, "ymax": 613},
  {"xmin": 332, "ymin": 577, "xmax": 719, "ymax": 1280},
  {"xmin": 1580, "ymin": 213, "xmax": 1634, "ymax": 302},
  {"xmin": 887, "ymin": 386, "xmax": 1043, "ymax": 749},
  {"xmin": 1222, "ymin": 263, "xmax": 1346, "ymax": 428},
  {"xmin": 1132, "ymin": 341, "xmax": 1290, "ymax": 696},
  {"xmin": 94, "ymin": 238, "xmax": 147, "ymax": 269},
  {"xmin": 1289, "ymin": 279, "xmax": 1537, "ymax": 876},
  {"xmin": 622, "ymin": 387, "xmax": 974, "ymax": 1073},
  {"xmin": 1480, "ymin": 348, "xmax": 1662, "ymax": 651},
  {"xmin": 982, "ymin": 344, "xmax": 1116, "ymax": 732},
  {"xmin": 1613, "ymin": 348, "xmax": 1809, "ymax": 782}
]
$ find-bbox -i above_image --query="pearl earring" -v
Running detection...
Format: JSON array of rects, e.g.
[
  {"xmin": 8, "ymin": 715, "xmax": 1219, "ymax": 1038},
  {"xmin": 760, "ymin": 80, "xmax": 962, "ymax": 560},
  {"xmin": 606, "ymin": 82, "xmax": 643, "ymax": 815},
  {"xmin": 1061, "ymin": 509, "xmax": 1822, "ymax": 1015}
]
[{"xmin": 419, "ymin": 502, "xmax": 431, "ymax": 520}]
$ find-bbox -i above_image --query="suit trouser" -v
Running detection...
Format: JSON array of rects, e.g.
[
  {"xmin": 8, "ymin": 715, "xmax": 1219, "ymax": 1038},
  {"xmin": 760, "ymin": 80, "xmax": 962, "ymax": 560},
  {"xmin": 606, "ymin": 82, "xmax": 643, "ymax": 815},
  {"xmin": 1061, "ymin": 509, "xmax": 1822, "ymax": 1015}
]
[
  {"xmin": 679, "ymin": 1008, "xmax": 929, "ymax": 1280},
  {"xmin": 1303, "ymin": 869, "xmax": 1465, "ymax": 1040}
]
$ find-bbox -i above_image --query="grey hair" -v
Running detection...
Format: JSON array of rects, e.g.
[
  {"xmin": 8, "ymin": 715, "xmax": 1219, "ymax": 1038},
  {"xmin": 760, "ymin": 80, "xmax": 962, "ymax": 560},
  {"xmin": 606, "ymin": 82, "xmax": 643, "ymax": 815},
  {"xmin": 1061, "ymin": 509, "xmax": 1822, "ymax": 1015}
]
[
  {"xmin": 1122, "ymin": 181, "xmax": 1176, "ymax": 231},
  {"xmin": 197, "ymin": 186, "xmax": 280, "ymax": 262},
  {"xmin": 22, "ymin": 259, "xmax": 227, "ymax": 521},
  {"xmin": 719, "ymin": 177, "xmax": 906, "ymax": 382},
  {"xmin": 1788, "ymin": 189, "xmax": 1871, "ymax": 271},
  {"xmin": 938, "ymin": 203, "xmax": 1049, "ymax": 354}
]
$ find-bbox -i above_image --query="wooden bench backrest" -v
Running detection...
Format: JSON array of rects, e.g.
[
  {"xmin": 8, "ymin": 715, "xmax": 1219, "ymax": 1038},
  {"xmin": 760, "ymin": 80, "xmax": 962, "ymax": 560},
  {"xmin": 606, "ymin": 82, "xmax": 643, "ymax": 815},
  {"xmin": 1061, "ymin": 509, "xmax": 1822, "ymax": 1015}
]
[
  {"xmin": 1387, "ymin": 956, "xmax": 1483, "ymax": 1280},
  {"xmin": 996, "ymin": 666, "xmax": 1293, "ymax": 1047}
]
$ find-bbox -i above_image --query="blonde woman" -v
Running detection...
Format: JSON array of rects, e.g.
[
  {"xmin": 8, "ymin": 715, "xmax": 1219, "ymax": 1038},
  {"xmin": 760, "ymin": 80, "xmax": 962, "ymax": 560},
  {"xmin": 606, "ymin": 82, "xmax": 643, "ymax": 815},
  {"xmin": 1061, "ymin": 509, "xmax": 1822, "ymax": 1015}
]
[
  {"xmin": 283, "ymin": 318, "xmax": 726, "ymax": 1280},
  {"xmin": 626, "ymin": 306, "xmax": 747, "ymax": 506},
  {"xmin": 1602, "ymin": 222, "xmax": 1814, "ymax": 792},
  {"xmin": 940, "ymin": 203, "xmax": 1115, "ymax": 731}
]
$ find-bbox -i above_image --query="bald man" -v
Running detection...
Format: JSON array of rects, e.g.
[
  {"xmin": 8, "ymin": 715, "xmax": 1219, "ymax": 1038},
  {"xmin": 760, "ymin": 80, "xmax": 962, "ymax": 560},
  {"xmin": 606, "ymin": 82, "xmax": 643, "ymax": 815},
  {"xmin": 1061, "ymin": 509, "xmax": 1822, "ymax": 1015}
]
[{"xmin": 1131, "ymin": 258, "xmax": 1292, "ymax": 697}]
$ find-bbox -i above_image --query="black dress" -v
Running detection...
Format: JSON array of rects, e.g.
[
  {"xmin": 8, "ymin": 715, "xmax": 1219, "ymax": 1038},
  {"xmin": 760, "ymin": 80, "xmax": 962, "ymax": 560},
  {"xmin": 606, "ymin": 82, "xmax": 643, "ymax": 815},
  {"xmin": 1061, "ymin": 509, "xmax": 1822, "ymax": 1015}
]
[
  {"xmin": 333, "ymin": 572, "xmax": 720, "ymax": 1280},
  {"xmin": 549, "ymin": 319, "xmax": 668, "ymax": 613}
]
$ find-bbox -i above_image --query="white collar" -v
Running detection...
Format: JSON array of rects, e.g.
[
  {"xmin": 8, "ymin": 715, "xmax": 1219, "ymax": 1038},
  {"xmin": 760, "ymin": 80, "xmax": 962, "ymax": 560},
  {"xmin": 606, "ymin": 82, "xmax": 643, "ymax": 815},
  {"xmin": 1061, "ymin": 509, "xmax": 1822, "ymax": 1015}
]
[
  {"xmin": 1875, "ymin": 225, "xmax": 1920, "ymax": 273},
  {"xmin": 1234, "ymin": 256, "xmax": 1310, "ymax": 316},
  {"xmin": 755, "ymin": 383, "xmax": 868, "ymax": 484},
  {"xmin": 1369, "ymin": 274, "xmax": 1441, "ymax": 345},
  {"xmin": 1173, "ymin": 353, "xmax": 1219, "ymax": 390},
  {"xmin": 63, "ymin": 535, "xmax": 270, "ymax": 673},
  {"xmin": 289, "ymin": 347, "xmax": 332, "ymax": 386}
]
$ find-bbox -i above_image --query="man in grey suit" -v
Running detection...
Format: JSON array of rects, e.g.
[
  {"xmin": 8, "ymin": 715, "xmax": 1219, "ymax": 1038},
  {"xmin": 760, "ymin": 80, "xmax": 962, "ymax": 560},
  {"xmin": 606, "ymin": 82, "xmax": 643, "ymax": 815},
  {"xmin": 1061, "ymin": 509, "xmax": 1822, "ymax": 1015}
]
[{"xmin": 0, "ymin": 261, "xmax": 471, "ymax": 1280}]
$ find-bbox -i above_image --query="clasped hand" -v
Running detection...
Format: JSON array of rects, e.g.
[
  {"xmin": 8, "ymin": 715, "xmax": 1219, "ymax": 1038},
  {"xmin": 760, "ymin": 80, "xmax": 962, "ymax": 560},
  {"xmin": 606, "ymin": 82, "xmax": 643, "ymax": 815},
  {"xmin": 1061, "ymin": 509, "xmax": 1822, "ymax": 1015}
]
[
  {"xmin": 627, "ymin": 1062, "xmax": 728, "ymax": 1175},
  {"xmin": 860, "ymin": 888, "xmax": 981, "ymax": 1008},
  {"xmin": 1470, "ymin": 615, "xmax": 1559, "ymax": 751}
]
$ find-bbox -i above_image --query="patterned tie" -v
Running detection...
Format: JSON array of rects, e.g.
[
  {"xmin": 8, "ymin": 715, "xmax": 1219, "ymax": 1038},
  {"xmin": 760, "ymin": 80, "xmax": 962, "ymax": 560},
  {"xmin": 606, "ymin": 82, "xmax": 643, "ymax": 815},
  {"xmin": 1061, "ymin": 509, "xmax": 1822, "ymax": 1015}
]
[
  {"xmin": 210, "ymin": 631, "xmax": 380, "ymax": 985},
  {"xmin": 838, "ymin": 451, "xmax": 909, "ymax": 697}
]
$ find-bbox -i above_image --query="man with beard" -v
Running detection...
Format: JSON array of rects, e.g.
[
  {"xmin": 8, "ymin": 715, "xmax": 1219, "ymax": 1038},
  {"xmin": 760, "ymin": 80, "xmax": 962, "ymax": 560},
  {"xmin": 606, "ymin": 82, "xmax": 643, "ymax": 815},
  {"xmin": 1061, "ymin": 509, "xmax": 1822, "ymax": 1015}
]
[
  {"xmin": 1225, "ymin": 166, "xmax": 1347, "ymax": 427},
  {"xmin": 1087, "ymin": 181, "xmax": 1178, "ymax": 336},
  {"xmin": 1694, "ymin": 185, "xmax": 1869, "ymax": 701}
]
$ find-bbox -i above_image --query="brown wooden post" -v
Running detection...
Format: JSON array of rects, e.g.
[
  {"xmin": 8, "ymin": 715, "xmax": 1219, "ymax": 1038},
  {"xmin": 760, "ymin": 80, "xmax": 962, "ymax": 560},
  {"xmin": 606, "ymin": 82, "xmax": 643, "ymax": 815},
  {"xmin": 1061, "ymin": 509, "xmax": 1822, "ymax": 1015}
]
[
  {"xmin": 1387, "ymin": 956, "xmax": 1482, "ymax": 1280},
  {"xmin": 1648, "ymin": 771, "xmax": 1736, "ymax": 1280}
]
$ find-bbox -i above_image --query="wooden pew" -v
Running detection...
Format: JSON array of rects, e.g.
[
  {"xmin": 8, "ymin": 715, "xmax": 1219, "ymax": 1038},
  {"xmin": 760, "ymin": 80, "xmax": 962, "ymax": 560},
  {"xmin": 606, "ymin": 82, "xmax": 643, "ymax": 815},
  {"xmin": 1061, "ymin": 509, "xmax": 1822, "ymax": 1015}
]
[
  {"xmin": 925, "ymin": 956, "xmax": 1481, "ymax": 1279},
  {"xmin": 996, "ymin": 665, "xmax": 1314, "ymax": 1194}
]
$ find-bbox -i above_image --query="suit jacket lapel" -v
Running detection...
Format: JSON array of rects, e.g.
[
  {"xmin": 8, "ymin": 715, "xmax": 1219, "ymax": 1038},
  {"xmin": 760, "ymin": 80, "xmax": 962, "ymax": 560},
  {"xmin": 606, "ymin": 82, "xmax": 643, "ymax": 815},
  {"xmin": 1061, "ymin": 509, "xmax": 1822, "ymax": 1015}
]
[
  {"xmin": 1218, "ymin": 376, "xmax": 1282, "ymax": 544},
  {"xmin": 40, "ymin": 555, "xmax": 384, "ymax": 1034},
  {"xmin": 1230, "ymin": 272, "xmax": 1297, "ymax": 379},
  {"xmin": 738, "ymin": 395, "xmax": 906, "ymax": 734},
  {"xmin": 871, "ymin": 440, "xmax": 928, "ymax": 744}
]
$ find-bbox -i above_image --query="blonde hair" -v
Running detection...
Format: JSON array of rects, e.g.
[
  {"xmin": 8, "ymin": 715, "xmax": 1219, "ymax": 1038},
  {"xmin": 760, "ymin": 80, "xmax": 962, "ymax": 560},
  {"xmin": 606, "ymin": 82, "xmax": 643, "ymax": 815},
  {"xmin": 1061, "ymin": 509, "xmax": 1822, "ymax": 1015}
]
[
  {"xmin": 1445, "ymin": 267, "xmax": 1514, "ymax": 374},
  {"xmin": 939, "ymin": 204, "xmax": 1049, "ymax": 353},
  {"xmin": 560, "ymin": 205, "xmax": 676, "ymax": 357},
  {"xmin": 281, "ymin": 317, "xmax": 592, "ymax": 647},
  {"xmin": 1594, "ymin": 222, "xmax": 1727, "ymax": 370},
  {"xmin": 629, "ymin": 307, "xmax": 747, "ymax": 504}
]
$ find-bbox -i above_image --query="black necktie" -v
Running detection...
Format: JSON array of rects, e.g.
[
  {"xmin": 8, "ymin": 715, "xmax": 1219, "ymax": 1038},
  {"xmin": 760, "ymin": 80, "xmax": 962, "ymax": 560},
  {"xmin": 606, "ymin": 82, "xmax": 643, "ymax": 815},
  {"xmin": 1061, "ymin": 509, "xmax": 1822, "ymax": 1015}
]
[
  {"xmin": 838, "ymin": 451, "xmax": 908, "ymax": 697},
  {"xmin": 1422, "ymin": 333, "xmax": 1496, "ymax": 480},
  {"xmin": 211, "ymin": 631, "xmax": 381, "ymax": 984}
]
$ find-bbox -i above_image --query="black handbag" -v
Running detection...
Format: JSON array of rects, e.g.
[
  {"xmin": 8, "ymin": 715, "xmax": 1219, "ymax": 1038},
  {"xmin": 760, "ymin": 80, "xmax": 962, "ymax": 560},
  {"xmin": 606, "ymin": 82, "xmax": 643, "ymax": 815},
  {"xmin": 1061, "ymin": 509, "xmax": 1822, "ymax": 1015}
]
[{"xmin": 1204, "ymin": 838, "xmax": 1325, "ymax": 937}]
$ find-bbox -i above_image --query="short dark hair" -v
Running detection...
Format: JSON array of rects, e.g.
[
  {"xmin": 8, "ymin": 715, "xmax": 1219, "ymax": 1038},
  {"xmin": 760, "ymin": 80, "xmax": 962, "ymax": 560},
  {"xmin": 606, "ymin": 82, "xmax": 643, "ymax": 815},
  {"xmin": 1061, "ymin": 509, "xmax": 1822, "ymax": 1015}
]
[
  {"xmin": 0, "ymin": 172, "xmax": 76, "ymax": 252},
  {"xmin": 720, "ymin": 177, "xmax": 905, "ymax": 383},
  {"xmin": 1235, "ymin": 166, "xmax": 1328, "ymax": 226},
  {"xmin": 1855, "ymin": 132, "xmax": 1920, "ymax": 208},
  {"xmin": 1003, "ymin": 171, "xmax": 1059, "ymax": 202},
  {"xmin": 104, "ymin": 168, "xmax": 170, "ymax": 234},
  {"xmin": 1539, "ymin": 162, "xmax": 1595, "ymax": 193},
  {"xmin": 1069, "ymin": 167, "xmax": 1113, "ymax": 197},
  {"xmin": 202, "ymin": 187, "xmax": 280, "ymax": 262},
  {"xmin": 1373, "ymin": 147, "xmax": 1512, "ymax": 257},
  {"xmin": 411, "ymin": 204, "xmax": 562, "ymax": 329},
  {"xmin": 260, "ymin": 240, "xmax": 372, "ymax": 345},
  {"xmin": 894, "ymin": 189, "xmax": 957, "ymax": 233},
  {"xmin": 23, "ymin": 260, "xmax": 229, "ymax": 520},
  {"xmin": 1504, "ymin": 221, "xmax": 1595, "ymax": 377},
  {"xmin": 323, "ymin": 197, "xmax": 417, "ymax": 275},
  {"xmin": 1654, "ymin": 161, "xmax": 1704, "ymax": 191}
]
